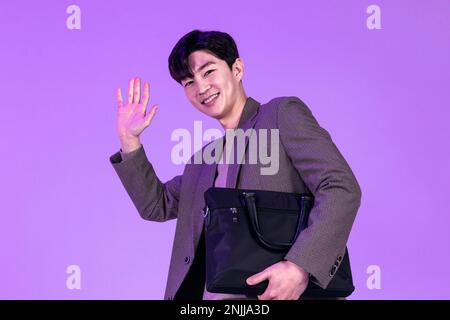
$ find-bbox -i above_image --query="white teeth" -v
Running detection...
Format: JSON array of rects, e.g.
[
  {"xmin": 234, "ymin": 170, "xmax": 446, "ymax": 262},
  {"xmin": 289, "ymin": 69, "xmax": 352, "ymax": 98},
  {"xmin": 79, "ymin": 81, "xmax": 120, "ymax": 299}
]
[{"xmin": 203, "ymin": 93, "xmax": 219, "ymax": 104}]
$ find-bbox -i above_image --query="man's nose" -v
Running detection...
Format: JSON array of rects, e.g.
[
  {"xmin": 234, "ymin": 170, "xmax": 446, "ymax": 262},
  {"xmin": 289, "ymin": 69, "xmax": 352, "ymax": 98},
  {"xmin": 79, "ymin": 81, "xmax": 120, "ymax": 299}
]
[{"xmin": 198, "ymin": 80, "xmax": 211, "ymax": 96}]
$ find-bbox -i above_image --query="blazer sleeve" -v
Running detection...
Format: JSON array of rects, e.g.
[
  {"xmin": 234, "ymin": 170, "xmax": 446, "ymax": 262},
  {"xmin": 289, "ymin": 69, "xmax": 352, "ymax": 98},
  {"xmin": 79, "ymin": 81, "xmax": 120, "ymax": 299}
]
[
  {"xmin": 109, "ymin": 144, "xmax": 181, "ymax": 222},
  {"xmin": 277, "ymin": 96, "xmax": 362, "ymax": 289}
]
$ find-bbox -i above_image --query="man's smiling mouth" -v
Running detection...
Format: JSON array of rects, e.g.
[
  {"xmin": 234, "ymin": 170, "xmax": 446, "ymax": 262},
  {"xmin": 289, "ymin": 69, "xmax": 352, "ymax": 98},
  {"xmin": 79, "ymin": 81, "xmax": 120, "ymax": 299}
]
[{"xmin": 202, "ymin": 92, "xmax": 220, "ymax": 104}]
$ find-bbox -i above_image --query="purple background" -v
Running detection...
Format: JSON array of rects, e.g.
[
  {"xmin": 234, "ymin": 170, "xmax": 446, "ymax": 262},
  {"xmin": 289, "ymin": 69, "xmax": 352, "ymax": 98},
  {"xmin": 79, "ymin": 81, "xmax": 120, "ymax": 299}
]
[{"xmin": 1, "ymin": 0, "xmax": 449, "ymax": 299}]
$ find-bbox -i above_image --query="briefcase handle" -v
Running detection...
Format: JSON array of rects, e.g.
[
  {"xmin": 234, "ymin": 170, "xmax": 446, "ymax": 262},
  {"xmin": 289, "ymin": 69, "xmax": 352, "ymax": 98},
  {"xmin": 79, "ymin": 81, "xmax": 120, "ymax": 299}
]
[{"xmin": 242, "ymin": 192, "xmax": 309, "ymax": 251}]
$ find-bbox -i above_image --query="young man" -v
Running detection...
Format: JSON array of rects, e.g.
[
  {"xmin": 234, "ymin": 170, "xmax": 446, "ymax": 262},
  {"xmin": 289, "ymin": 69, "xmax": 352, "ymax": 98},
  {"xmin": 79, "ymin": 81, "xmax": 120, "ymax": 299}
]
[{"xmin": 110, "ymin": 30, "xmax": 362, "ymax": 300}]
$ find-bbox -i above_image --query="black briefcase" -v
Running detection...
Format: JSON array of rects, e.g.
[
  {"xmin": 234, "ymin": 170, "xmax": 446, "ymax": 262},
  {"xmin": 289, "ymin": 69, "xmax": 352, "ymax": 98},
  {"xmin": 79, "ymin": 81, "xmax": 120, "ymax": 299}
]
[{"xmin": 202, "ymin": 187, "xmax": 355, "ymax": 298}]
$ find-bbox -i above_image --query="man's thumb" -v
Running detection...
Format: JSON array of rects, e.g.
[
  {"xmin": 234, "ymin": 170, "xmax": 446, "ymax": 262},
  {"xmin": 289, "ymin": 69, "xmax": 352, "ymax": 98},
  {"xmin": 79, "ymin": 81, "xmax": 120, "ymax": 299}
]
[{"xmin": 144, "ymin": 104, "xmax": 158, "ymax": 127}]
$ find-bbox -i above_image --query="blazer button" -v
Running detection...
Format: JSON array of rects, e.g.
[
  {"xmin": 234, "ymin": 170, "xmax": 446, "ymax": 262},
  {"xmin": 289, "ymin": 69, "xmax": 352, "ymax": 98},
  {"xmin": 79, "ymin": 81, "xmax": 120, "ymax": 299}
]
[
  {"xmin": 184, "ymin": 256, "xmax": 191, "ymax": 264},
  {"xmin": 329, "ymin": 265, "xmax": 338, "ymax": 277}
]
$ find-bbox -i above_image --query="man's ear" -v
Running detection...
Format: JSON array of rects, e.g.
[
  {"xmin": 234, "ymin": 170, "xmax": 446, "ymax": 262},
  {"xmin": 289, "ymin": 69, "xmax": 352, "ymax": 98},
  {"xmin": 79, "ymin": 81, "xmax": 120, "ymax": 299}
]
[{"xmin": 233, "ymin": 58, "xmax": 244, "ymax": 81}]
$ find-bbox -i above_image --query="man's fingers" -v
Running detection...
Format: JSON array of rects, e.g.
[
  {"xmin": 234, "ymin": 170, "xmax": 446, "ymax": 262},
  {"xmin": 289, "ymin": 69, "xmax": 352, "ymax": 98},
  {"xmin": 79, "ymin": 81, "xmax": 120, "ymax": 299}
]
[
  {"xmin": 134, "ymin": 77, "xmax": 141, "ymax": 104},
  {"xmin": 248, "ymin": 269, "xmax": 272, "ymax": 299},
  {"xmin": 257, "ymin": 284, "xmax": 276, "ymax": 300},
  {"xmin": 116, "ymin": 88, "xmax": 123, "ymax": 108},
  {"xmin": 127, "ymin": 78, "xmax": 135, "ymax": 104},
  {"xmin": 140, "ymin": 82, "xmax": 150, "ymax": 114},
  {"xmin": 257, "ymin": 293, "xmax": 271, "ymax": 300},
  {"xmin": 141, "ymin": 82, "xmax": 150, "ymax": 108},
  {"xmin": 144, "ymin": 104, "xmax": 158, "ymax": 127},
  {"xmin": 247, "ymin": 269, "xmax": 270, "ymax": 285}
]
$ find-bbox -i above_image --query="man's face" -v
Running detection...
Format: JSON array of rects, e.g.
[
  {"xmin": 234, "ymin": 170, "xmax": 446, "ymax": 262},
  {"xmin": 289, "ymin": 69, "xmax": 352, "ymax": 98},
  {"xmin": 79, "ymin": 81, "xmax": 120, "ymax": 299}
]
[{"xmin": 181, "ymin": 50, "xmax": 244, "ymax": 120}]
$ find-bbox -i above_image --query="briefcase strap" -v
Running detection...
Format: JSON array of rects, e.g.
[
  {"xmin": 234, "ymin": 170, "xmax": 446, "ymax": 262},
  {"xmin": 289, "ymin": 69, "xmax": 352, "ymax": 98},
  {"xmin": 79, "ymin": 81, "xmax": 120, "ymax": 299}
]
[{"xmin": 242, "ymin": 192, "xmax": 305, "ymax": 251}]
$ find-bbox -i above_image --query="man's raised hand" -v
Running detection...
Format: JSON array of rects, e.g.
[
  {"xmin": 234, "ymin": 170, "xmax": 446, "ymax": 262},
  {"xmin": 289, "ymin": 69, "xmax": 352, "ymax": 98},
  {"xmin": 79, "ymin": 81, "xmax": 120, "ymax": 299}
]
[{"xmin": 116, "ymin": 76, "xmax": 158, "ymax": 153}]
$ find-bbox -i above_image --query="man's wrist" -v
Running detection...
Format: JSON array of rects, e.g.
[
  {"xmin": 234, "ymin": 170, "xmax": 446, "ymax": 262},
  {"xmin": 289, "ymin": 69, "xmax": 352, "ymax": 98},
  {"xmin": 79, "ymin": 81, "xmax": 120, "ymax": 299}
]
[
  {"xmin": 284, "ymin": 260, "xmax": 310, "ymax": 279},
  {"xmin": 119, "ymin": 136, "xmax": 141, "ymax": 153}
]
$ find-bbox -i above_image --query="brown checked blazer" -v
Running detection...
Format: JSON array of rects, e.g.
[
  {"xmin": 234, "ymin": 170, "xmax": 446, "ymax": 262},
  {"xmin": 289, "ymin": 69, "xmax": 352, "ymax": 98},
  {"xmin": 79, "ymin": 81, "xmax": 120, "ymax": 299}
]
[{"xmin": 109, "ymin": 96, "xmax": 362, "ymax": 300}]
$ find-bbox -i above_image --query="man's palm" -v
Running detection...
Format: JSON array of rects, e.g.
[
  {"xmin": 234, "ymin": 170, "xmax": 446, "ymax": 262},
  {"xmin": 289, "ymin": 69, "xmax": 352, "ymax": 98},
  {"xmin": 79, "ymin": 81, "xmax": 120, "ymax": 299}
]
[{"xmin": 116, "ymin": 76, "xmax": 158, "ymax": 140}]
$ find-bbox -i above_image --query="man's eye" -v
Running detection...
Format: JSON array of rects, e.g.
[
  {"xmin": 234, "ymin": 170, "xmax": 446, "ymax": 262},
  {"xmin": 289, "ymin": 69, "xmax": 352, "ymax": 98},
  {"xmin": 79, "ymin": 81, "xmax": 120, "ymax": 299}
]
[
  {"xmin": 204, "ymin": 69, "xmax": 215, "ymax": 76},
  {"xmin": 184, "ymin": 81, "xmax": 193, "ymax": 87}
]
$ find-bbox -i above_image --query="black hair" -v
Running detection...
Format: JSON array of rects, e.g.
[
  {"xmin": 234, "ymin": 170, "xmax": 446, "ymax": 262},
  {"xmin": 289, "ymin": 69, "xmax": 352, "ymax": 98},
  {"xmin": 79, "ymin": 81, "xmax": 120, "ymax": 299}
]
[{"xmin": 168, "ymin": 30, "xmax": 240, "ymax": 84}]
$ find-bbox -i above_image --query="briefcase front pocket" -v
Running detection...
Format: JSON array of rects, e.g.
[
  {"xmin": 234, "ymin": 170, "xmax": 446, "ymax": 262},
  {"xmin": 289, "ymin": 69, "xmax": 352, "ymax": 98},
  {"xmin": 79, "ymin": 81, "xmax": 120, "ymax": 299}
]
[{"xmin": 203, "ymin": 187, "xmax": 313, "ymax": 295}]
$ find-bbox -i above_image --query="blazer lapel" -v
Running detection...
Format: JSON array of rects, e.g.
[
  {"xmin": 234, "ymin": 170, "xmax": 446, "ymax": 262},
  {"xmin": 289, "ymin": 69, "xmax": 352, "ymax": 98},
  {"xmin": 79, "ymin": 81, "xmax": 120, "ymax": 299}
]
[{"xmin": 226, "ymin": 97, "xmax": 261, "ymax": 188}]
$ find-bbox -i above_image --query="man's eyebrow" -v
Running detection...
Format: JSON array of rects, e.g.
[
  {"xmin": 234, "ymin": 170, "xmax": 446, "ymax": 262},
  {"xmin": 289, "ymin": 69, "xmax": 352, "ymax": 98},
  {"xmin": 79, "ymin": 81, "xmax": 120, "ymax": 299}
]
[
  {"xmin": 194, "ymin": 61, "xmax": 216, "ymax": 73},
  {"xmin": 182, "ymin": 61, "xmax": 216, "ymax": 82}
]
